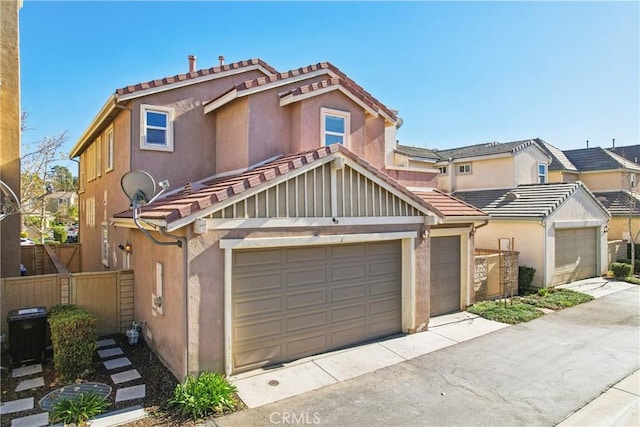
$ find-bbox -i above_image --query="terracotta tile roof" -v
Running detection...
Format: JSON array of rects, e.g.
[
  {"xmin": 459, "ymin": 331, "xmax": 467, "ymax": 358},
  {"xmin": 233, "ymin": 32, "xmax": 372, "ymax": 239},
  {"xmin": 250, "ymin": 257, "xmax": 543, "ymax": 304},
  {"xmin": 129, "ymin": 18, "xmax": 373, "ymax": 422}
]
[
  {"xmin": 115, "ymin": 58, "xmax": 277, "ymax": 96},
  {"xmin": 204, "ymin": 62, "xmax": 398, "ymax": 121},
  {"xmin": 411, "ymin": 188, "xmax": 487, "ymax": 218},
  {"xmin": 113, "ymin": 144, "xmax": 441, "ymax": 226}
]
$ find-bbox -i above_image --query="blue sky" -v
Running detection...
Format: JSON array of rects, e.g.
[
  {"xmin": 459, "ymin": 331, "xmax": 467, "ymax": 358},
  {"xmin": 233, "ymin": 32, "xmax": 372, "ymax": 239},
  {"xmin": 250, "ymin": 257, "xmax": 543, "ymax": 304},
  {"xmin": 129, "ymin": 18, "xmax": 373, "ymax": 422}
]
[{"xmin": 20, "ymin": 1, "xmax": 639, "ymax": 170}]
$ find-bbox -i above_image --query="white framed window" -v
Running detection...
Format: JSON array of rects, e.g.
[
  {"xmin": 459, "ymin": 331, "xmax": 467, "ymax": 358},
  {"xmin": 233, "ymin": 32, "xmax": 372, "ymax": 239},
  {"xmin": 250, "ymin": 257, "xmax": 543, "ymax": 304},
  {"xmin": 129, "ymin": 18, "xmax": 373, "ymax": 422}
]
[
  {"xmin": 321, "ymin": 107, "xmax": 350, "ymax": 146},
  {"xmin": 458, "ymin": 164, "xmax": 472, "ymax": 174},
  {"xmin": 538, "ymin": 163, "xmax": 547, "ymax": 183},
  {"xmin": 105, "ymin": 125, "xmax": 114, "ymax": 172},
  {"xmin": 96, "ymin": 137, "xmax": 102, "ymax": 178},
  {"xmin": 101, "ymin": 222, "xmax": 109, "ymax": 267},
  {"xmin": 140, "ymin": 104, "xmax": 174, "ymax": 152},
  {"xmin": 438, "ymin": 166, "xmax": 448, "ymax": 175}
]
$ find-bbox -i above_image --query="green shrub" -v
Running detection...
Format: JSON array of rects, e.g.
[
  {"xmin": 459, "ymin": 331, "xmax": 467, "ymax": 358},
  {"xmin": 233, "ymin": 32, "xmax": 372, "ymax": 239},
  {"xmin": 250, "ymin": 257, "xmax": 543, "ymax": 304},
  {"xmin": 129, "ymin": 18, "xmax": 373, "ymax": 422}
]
[
  {"xmin": 467, "ymin": 301, "xmax": 544, "ymax": 324},
  {"xmin": 168, "ymin": 372, "xmax": 239, "ymax": 420},
  {"xmin": 48, "ymin": 304, "xmax": 97, "ymax": 379},
  {"xmin": 610, "ymin": 262, "xmax": 632, "ymax": 279},
  {"xmin": 538, "ymin": 287, "xmax": 551, "ymax": 297},
  {"xmin": 50, "ymin": 392, "xmax": 109, "ymax": 426},
  {"xmin": 616, "ymin": 259, "xmax": 640, "ymax": 273},
  {"xmin": 518, "ymin": 266, "xmax": 536, "ymax": 294},
  {"xmin": 53, "ymin": 226, "xmax": 67, "ymax": 243}
]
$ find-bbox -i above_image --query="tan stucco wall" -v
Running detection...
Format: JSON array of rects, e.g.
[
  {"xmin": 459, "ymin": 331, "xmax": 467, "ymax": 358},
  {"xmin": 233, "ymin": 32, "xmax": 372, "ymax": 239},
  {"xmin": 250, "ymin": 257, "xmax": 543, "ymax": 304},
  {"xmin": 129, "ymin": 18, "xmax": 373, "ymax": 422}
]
[
  {"xmin": 580, "ymin": 170, "xmax": 630, "ymax": 192},
  {"xmin": 386, "ymin": 169, "xmax": 438, "ymax": 188},
  {"xmin": 474, "ymin": 221, "xmax": 545, "ymax": 287},
  {"xmin": 215, "ymin": 98, "xmax": 249, "ymax": 173},
  {"xmin": 79, "ymin": 109, "xmax": 132, "ymax": 271},
  {"xmin": 548, "ymin": 170, "xmax": 579, "ymax": 183},
  {"xmin": 128, "ymin": 228, "xmax": 186, "ymax": 380},
  {"xmin": 450, "ymin": 157, "xmax": 515, "ymax": 191},
  {"xmin": 608, "ymin": 216, "xmax": 640, "ymax": 242},
  {"xmin": 514, "ymin": 146, "xmax": 550, "ymax": 185},
  {"xmin": 0, "ymin": 0, "xmax": 21, "ymax": 277}
]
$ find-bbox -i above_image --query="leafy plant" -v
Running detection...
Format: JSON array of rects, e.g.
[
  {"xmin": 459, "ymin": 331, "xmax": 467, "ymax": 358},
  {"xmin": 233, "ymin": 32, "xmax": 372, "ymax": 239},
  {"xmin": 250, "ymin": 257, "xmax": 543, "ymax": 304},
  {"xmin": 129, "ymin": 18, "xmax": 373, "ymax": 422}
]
[
  {"xmin": 537, "ymin": 287, "xmax": 550, "ymax": 297},
  {"xmin": 48, "ymin": 304, "xmax": 97, "ymax": 379},
  {"xmin": 467, "ymin": 301, "xmax": 544, "ymax": 324},
  {"xmin": 518, "ymin": 288, "xmax": 594, "ymax": 309},
  {"xmin": 50, "ymin": 392, "xmax": 109, "ymax": 426},
  {"xmin": 518, "ymin": 266, "xmax": 536, "ymax": 294},
  {"xmin": 168, "ymin": 372, "xmax": 239, "ymax": 420},
  {"xmin": 611, "ymin": 262, "xmax": 632, "ymax": 279},
  {"xmin": 53, "ymin": 226, "xmax": 67, "ymax": 243}
]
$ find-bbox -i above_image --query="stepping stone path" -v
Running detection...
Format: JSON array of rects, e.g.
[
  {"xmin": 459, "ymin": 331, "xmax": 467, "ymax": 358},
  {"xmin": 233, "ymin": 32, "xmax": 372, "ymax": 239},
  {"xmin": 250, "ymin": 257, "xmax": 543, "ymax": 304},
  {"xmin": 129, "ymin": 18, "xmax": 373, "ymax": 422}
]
[{"xmin": 3, "ymin": 338, "xmax": 148, "ymax": 426}]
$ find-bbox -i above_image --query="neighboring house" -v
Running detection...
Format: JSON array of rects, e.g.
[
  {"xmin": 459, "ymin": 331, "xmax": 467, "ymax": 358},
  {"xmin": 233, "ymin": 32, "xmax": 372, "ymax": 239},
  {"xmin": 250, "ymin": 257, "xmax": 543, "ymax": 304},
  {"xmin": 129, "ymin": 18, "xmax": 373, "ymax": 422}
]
[
  {"xmin": 394, "ymin": 139, "xmax": 553, "ymax": 193},
  {"xmin": 0, "ymin": 0, "xmax": 22, "ymax": 277},
  {"xmin": 455, "ymin": 183, "xmax": 610, "ymax": 288},
  {"xmin": 608, "ymin": 144, "xmax": 640, "ymax": 165},
  {"xmin": 561, "ymin": 146, "xmax": 640, "ymax": 241},
  {"xmin": 72, "ymin": 57, "xmax": 487, "ymax": 379},
  {"xmin": 393, "ymin": 139, "xmax": 611, "ymax": 286},
  {"xmin": 44, "ymin": 191, "xmax": 77, "ymax": 217}
]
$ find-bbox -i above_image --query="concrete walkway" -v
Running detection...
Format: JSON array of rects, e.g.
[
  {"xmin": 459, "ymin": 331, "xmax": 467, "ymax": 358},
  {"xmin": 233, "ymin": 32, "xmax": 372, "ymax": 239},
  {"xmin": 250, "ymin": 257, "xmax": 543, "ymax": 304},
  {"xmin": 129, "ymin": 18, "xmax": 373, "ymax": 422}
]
[{"xmin": 213, "ymin": 280, "xmax": 639, "ymax": 426}]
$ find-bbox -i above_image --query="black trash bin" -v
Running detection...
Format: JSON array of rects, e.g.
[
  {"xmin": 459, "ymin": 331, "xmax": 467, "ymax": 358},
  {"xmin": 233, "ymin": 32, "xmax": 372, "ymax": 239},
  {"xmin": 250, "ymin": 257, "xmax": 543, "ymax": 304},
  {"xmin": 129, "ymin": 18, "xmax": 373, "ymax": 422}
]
[{"xmin": 7, "ymin": 307, "xmax": 48, "ymax": 367}]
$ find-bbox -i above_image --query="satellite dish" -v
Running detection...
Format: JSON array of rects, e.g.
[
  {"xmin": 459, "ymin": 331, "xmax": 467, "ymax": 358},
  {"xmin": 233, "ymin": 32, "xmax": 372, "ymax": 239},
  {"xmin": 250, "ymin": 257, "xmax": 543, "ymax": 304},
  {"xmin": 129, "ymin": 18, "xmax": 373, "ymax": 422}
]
[
  {"xmin": 121, "ymin": 170, "xmax": 156, "ymax": 205},
  {"xmin": 0, "ymin": 180, "xmax": 21, "ymax": 222}
]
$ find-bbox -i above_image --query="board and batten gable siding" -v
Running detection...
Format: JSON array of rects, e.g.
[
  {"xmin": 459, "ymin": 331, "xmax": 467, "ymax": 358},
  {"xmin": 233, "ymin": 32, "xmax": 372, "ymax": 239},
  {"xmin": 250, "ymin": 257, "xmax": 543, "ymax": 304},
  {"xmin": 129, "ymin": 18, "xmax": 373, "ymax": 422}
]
[{"xmin": 208, "ymin": 164, "xmax": 422, "ymax": 221}]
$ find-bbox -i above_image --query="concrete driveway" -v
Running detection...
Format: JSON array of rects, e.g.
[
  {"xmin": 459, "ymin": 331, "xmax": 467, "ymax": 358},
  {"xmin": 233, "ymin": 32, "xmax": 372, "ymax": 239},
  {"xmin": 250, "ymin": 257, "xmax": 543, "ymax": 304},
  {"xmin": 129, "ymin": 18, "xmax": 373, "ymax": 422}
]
[{"xmin": 213, "ymin": 284, "xmax": 639, "ymax": 426}]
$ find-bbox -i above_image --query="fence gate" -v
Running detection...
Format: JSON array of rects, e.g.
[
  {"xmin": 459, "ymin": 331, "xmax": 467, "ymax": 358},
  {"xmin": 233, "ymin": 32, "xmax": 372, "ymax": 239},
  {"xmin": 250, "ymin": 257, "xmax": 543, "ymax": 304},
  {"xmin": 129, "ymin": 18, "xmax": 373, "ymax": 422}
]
[{"xmin": 71, "ymin": 272, "xmax": 119, "ymax": 336}]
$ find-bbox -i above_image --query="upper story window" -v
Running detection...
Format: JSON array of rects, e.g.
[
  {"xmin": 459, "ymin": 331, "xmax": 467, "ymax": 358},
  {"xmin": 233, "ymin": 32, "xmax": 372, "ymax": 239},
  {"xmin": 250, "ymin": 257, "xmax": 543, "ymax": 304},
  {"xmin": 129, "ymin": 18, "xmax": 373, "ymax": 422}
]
[
  {"xmin": 438, "ymin": 166, "xmax": 448, "ymax": 175},
  {"xmin": 105, "ymin": 125, "xmax": 114, "ymax": 172},
  {"xmin": 141, "ymin": 104, "xmax": 174, "ymax": 152},
  {"xmin": 538, "ymin": 163, "xmax": 547, "ymax": 183},
  {"xmin": 458, "ymin": 164, "xmax": 472, "ymax": 174},
  {"xmin": 321, "ymin": 107, "xmax": 350, "ymax": 146}
]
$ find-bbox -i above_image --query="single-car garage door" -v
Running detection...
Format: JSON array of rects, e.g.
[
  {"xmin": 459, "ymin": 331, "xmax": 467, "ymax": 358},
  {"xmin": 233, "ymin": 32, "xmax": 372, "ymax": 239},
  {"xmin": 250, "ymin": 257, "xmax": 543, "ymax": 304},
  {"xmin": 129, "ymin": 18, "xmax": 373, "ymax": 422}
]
[
  {"xmin": 231, "ymin": 241, "xmax": 402, "ymax": 373},
  {"xmin": 430, "ymin": 236, "xmax": 461, "ymax": 316},
  {"xmin": 554, "ymin": 228, "xmax": 597, "ymax": 285}
]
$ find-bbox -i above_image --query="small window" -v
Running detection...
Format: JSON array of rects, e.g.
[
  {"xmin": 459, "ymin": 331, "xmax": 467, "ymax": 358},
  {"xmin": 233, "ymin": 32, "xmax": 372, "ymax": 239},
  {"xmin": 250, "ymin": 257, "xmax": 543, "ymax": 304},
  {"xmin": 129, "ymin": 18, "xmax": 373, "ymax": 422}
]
[
  {"xmin": 101, "ymin": 222, "xmax": 109, "ymax": 267},
  {"xmin": 105, "ymin": 126, "xmax": 114, "ymax": 172},
  {"xmin": 321, "ymin": 107, "xmax": 350, "ymax": 146},
  {"xmin": 141, "ymin": 105, "xmax": 174, "ymax": 152},
  {"xmin": 458, "ymin": 164, "xmax": 472, "ymax": 174},
  {"xmin": 438, "ymin": 166, "xmax": 448, "ymax": 175},
  {"xmin": 538, "ymin": 163, "xmax": 547, "ymax": 183}
]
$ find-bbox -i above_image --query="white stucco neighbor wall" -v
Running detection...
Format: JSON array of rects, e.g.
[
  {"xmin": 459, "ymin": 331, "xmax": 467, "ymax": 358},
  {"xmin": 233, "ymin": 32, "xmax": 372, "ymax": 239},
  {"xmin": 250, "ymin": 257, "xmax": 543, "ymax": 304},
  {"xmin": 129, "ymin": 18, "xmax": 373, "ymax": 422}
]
[{"xmin": 514, "ymin": 145, "xmax": 551, "ymax": 185}]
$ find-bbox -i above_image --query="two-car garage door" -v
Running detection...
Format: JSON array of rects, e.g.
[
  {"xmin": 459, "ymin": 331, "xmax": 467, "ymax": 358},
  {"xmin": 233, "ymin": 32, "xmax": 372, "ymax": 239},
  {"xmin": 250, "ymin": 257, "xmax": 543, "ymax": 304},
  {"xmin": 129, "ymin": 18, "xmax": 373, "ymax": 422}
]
[
  {"xmin": 553, "ymin": 228, "xmax": 598, "ymax": 285},
  {"xmin": 231, "ymin": 241, "xmax": 402, "ymax": 373}
]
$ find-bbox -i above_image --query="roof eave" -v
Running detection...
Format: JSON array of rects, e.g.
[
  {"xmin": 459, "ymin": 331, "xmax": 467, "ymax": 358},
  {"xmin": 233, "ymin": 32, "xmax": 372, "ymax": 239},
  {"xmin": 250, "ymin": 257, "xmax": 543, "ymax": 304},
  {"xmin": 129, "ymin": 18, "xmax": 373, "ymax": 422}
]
[{"xmin": 69, "ymin": 94, "xmax": 117, "ymax": 158}]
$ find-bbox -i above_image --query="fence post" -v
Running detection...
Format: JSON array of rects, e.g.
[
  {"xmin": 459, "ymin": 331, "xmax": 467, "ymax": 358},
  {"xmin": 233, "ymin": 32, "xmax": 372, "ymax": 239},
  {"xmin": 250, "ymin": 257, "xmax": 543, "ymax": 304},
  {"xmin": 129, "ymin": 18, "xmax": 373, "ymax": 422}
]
[{"xmin": 59, "ymin": 273, "xmax": 70, "ymax": 304}]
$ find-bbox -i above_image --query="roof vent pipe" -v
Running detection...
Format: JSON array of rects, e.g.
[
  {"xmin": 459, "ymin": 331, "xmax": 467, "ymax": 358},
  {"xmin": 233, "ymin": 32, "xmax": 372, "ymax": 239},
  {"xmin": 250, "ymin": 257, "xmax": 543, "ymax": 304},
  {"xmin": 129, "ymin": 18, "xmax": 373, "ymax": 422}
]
[
  {"xmin": 586, "ymin": 139, "xmax": 589, "ymax": 148},
  {"xmin": 188, "ymin": 55, "xmax": 197, "ymax": 73},
  {"xmin": 218, "ymin": 55, "xmax": 225, "ymax": 66},
  {"xmin": 612, "ymin": 138, "xmax": 616, "ymax": 148}
]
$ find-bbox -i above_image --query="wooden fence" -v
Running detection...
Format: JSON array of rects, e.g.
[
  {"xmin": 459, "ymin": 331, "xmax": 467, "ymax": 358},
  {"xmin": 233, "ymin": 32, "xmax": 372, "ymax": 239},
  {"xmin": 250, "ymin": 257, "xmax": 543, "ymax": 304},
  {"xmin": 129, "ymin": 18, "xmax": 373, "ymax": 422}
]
[
  {"xmin": 21, "ymin": 243, "xmax": 82, "ymax": 275},
  {"xmin": 1, "ymin": 270, "xmax": 134, "ymax": 338}
]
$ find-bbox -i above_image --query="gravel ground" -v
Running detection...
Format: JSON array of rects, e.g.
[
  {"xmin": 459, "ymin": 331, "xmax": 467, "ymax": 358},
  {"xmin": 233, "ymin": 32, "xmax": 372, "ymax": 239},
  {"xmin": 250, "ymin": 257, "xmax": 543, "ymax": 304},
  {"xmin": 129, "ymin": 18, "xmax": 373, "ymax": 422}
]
[{"xmin": 0, "ymin": 333, "xmax": 222, "ymax": 426}]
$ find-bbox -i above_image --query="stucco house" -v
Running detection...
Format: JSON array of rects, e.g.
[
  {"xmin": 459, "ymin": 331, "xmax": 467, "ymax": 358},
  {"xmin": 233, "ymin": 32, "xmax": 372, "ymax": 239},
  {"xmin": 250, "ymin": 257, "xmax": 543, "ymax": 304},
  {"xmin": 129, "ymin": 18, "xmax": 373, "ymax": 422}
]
[
  {"xmin": 393, "ymin": 139, "xmax": 611, "ymax": 287},
  {"xmin": 455, "ymin": 183, "xmax": 610, "ymax": 288},
  {"xmin": 70, "ymin": 57, "xmax": 487, "ymax": 379}
]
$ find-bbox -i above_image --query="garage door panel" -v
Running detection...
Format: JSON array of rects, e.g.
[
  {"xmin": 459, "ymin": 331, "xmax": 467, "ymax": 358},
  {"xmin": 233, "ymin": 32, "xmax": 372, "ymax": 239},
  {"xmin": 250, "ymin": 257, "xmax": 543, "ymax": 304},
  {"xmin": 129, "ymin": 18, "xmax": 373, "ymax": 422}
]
[
  {"xmin": 286, "ymin": 268, "xmax": 327, "ymax": 288},
  {"xmin": 235, "ymin": 296, "xmax": 282, "ymax": 318},
  {"xmin": 330, "ymin": 283, "xmax": 366, "ymax": 302},
  {"xmin": 286, "ymin": 290, "xmax": 327, "ymax": 310},
  {"xmin": 286, "ymin": 333, "xmax": 328, "ymax": 357},
  {"xmin": 234, "ymin": 318, "xmax": 282, "ymax": 342},
  {"xmin": 430, "ymin": 236, "xmax": 461, "ymax": 316},
  {"xmin": 330, "ymin": 244, "xmax": 366, "ymax": 259},
  {"xmin": 234, "ymin": 249, "xmax": 281, "ymax": 267},
  {"xmin": 286, "ymin": 310, "xmax": 327, "ymax": 332},
  {"xmin": 330, "ymin": 264, "xmax": 366, "ymax": 281},
  {"xmin": 232, "ymin": 241, "xmax": 402, "ymax": 373},
  {"xmin": 330, "ymin": 303, "xmax": 367, "ymax": 323},
  {"xmin": 285, "ymin": 246, "xmax": 327, "ymax": 263}
]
